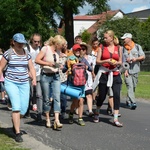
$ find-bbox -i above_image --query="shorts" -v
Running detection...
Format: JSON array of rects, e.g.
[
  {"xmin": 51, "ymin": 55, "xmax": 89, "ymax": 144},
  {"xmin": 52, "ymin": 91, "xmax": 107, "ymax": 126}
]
[
  {"xmin": 85, "ymin": 89, "xmax": 93, "ymax": 96},
  {"xmin": 4, "ymin": 79, "xmax": 30, "ymax": 115}
]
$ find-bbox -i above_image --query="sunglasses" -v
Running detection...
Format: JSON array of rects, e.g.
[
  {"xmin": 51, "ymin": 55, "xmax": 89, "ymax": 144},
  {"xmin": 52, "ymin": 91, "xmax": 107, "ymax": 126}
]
[
  {"xmin": 81, "ymin": 47, "xmax": 86, "ymax": 50},
  {"xmin": 33, "ymin": 40, "xmax": 40, "ymax": 43},
  {"xmin": 53, "ymin": 54, "xmax": 57, "ymax": 62}
]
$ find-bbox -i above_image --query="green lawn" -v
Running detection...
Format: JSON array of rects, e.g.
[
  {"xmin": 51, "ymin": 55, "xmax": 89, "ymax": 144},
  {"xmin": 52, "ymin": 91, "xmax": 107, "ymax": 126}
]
[
  {"xmin": 121, "ymin": 71, "xmax": 150, "ymax": 100},
  {"xmin": 0, "ymin": 128, "xmax": 29, "ymax": 150}
]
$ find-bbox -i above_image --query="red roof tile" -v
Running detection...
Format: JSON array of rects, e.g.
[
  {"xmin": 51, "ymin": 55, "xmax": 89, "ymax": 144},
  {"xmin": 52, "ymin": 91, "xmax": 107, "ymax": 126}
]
[
  {"xmin": 74, "ymin": 10, "xmax": 121, "ymax": 21},
  {"xmin": 75, "ymin": 10, "xmax": 122, "ymax": 34}
]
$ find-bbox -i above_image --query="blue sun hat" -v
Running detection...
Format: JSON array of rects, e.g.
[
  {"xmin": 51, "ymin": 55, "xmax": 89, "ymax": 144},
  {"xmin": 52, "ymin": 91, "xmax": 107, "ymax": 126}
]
[{"xmin": 13, "ymin": 33, "xmax": 27, "ymax": 44}]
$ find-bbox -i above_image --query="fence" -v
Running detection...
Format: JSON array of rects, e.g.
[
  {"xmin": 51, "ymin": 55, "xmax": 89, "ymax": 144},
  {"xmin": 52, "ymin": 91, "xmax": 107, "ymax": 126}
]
[{"xmin": 141, "ymin": 51, "xmax": 150, "ymax": 71}]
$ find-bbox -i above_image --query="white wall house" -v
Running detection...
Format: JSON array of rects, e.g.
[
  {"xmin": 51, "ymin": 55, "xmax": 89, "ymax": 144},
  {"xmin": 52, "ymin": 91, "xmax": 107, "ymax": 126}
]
[
  {"xmin": 73, "ymin": 10, "xmax": 124, "ymax": 38},
  {"xmin": 74, "ymin": 20, "xmax": 97, "ymax": 37}
]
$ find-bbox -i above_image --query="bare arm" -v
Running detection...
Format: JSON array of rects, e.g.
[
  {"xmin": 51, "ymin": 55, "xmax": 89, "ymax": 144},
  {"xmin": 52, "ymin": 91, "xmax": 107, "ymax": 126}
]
[
  {"xmin": 117, "ymin": 46, "xmax": 123, "ymax": 65},
  {"xmin": 35, "ymin": 50, "xmax": 54, "ymax": 67},
  {"xmin": 28, "ymin": 59, "xmax": 36, "ymax": 86},
  {"xmin": 0, "ymin": 57, "xmax": 7, "ymax": 76}
]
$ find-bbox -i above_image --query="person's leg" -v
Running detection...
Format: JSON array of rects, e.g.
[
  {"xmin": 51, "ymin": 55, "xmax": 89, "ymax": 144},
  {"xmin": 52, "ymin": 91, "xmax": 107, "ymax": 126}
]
[
  {"xmin": 124, "ymin": 75, "xmax": 136, "ymax": 104},
  {"xmin": 94, "ymin": 82, "xmax": 108, "ymax": 123},
  {"xmin": 52, "ymin": 74, "xmax": 62, "ymax": 129},
  {"xmin": 78, "ymin": 97, "xmax": 85, "ymax": 126},
  {"xmin": 112, "ymin": 75, "xmax": 123, "ymax": 127},
  {"xmin": 24, "ymin": 82, "xmax": 32, "ymax": 118},
  {"xmin": 107, "ymin": 96, "xmax": 113, "ymax": 114},
  {"xmin": 0, "ymin": 82, "xmax": 5, "ymax": 100},
  {"xmin": 4, "ymin": 79, "xmax": 28, "ymax": 142},
  {"xmin": 60, "ymin": 93, "xmax": 67, "ymax": 119},
  {"xmin": 40, "ymin": 74, "xmax": 51, "ymax": 127},
  {"xmin": 85, "ymin": 89, "xmax": 94, "ymax": 116},
  {"xmin": 68, "ymin": 99, "xmax": 77, "ymax": 124},
  {"xmin": 36, "ymin": 79, "xmax": 43, "ymax": 121}
]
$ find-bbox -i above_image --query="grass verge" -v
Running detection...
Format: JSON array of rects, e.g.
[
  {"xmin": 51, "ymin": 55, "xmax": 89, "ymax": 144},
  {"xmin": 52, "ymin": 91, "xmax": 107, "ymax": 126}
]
[
  {"xmin": 121, "ymin": 71, "xmax": 150, "ymax": 100},
  {"xmin": 0, "ymin": 127, "xmax": 29, "ymax": 150}
]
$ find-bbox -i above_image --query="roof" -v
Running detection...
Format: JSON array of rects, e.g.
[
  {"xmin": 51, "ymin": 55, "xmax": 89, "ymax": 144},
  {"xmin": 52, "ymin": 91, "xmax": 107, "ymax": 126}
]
[
  {"xmin": 84, "ymin": 10, "xmax": 123, "ymax": 34},
  {"xmin": 126, "ymin": 9, "xmax": 150, "ymax": 18},
  {"xmin": 74, "ymin": 10, "xmax": 122, "ymax": 21}
]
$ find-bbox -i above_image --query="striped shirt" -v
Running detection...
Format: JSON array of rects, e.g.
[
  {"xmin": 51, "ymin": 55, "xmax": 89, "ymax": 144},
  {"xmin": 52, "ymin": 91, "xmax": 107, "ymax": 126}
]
[{"xmin": 3, "ymin": 48, "xmax": 31, "ymax": 83}]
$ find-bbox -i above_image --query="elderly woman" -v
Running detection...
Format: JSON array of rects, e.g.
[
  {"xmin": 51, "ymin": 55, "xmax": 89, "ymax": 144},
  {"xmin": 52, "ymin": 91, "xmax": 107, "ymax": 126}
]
[{"xmin": 35, "ymin": 35, "xmax": 67, "ymax": 130}]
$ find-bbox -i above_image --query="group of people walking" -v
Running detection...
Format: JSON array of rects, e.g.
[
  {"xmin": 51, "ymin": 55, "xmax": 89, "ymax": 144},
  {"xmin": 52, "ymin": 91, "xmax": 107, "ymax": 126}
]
[{"xmin": 0, "ymin": 30, "xmax": 145, "ymax": 143}]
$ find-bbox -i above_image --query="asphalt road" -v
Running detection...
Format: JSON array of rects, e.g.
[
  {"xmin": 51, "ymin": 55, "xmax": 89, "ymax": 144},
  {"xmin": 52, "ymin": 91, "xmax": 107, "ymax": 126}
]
[{"xmin": 0, "ymin": 98, "xmax": 150, "ymax": 150}]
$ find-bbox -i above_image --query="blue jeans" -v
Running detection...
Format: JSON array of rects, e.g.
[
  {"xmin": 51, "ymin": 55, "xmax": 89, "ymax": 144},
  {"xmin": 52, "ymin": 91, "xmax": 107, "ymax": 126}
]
[
  {"xmin": 4, "ymin": 78, "xmax": 30, "ymax": 115},
  {"xmin": 40, "ymin": 73, "xmax": 61, "ymax": 113}
]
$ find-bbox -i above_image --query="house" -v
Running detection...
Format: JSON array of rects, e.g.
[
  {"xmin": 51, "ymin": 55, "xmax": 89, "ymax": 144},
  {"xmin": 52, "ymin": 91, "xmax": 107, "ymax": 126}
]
[
  {"xmin": 73, "ymin": 10, "xmax": 124, "ymax": 37},
  {"xmin": 125, "ymin": 8, "xmax": 150, "ymax": 21}
]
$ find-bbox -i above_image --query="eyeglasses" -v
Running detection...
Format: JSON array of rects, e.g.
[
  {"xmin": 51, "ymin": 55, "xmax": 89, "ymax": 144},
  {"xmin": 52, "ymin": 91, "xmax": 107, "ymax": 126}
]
[
  {"xmin": 33, "ymin": 40, "xmax": 40, "ymax": 43},
  {"xmin": 53, "ymin": 54, "xmax": 57, "ymax": 62}
]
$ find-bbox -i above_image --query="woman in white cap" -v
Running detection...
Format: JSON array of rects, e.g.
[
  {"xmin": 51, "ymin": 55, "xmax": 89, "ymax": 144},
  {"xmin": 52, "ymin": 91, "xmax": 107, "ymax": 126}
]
[{"xmin": 0, "ymin": 33, "xmax": 36, "ymax": 142}]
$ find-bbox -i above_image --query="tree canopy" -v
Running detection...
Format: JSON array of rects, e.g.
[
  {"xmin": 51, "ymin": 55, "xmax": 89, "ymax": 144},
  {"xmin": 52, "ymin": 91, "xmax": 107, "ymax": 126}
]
[
  {"xmin": 97, "ymin": 16, "xmax": 150, "ymax": 51},
  {"xmin": 0, "ymin": 0, "xmax": 57, "ymax": 50},
  {"xmin": 0, "ymin": 0, "xmax": 108, "ymax": 50}
]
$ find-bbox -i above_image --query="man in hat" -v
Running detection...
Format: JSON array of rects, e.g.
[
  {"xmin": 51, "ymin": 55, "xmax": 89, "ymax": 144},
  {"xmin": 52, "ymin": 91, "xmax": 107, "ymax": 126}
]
[{"xmin": 121, "ymin": 33, "xmax": 145, "ymax": 109}]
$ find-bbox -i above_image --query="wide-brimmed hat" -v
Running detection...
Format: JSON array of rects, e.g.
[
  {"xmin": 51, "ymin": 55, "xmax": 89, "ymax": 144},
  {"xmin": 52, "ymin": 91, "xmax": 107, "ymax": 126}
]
[
  {"xmin": 13, "ymin": 33, "xmax": 27, "ymax": 44},
  {"xmin": 80, "ymin": 42, "xmax": 92, "ymax": 54}
]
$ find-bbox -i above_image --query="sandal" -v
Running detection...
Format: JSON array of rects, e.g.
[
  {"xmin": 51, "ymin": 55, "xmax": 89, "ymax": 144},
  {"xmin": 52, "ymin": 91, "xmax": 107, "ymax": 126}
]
[{"xmin": 114, "ymin": 121, "xmax": 123, "ymax": 127}]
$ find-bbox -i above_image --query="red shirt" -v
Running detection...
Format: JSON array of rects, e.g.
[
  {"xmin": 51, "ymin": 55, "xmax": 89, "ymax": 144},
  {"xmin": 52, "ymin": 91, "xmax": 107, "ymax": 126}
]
[{"xmin": 101, "ymin": 45, "xmax": 120, "ymax": 75}]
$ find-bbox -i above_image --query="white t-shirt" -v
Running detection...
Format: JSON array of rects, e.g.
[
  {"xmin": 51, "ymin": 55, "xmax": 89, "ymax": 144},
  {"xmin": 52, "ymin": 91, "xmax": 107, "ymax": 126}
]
[
  {"xmin": 25, "ymin": 45, "xmax": 41, "ymax": 76},
  {"xmin": 85, "ymin": 55, "xmax": 93, "ymax": 91}
]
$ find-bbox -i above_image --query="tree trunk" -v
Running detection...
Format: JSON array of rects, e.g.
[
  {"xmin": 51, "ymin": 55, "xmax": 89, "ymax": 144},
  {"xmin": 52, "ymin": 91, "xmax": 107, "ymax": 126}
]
[{"xmin": 63, "ymin": 6, "xmax": 74, "ymax": 49}]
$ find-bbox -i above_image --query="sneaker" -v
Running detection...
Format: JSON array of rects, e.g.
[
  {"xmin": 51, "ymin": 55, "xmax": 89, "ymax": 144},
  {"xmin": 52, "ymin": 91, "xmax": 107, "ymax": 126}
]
[
  {"xmin": 78, "ymin": 118, "xmax": 85, "ymax": 126},
  {"xmin": 126, "ymin": 101, "xmax": 132, "ymax": 108},
  {"xmin": 131, "ymin": 103, "xmax": 137, "ymax": 110},
  {"xmin": 15, "ymin": 133, "xmax": 23, "ymax": 142},
  {"xmin": 32, "ymin": 104, "xmax": 37, "ymax": 111},
  {"xmin": 93, "ymin": 114, "xmax": 99, "ymax": 123},
  {"xmin": 68, "ymin": 113, "xmax": 74, "ymax": 124}
]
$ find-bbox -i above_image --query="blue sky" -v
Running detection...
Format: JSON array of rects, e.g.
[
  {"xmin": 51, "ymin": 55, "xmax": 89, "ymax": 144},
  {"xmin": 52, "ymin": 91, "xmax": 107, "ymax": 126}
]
[
  {"xmin": 79, "ymin": 0, "xmax": 150, "ymax": 14},
  {"xmin": 55, "ymin": 0, "xmax": 150, "ymax": 24}
]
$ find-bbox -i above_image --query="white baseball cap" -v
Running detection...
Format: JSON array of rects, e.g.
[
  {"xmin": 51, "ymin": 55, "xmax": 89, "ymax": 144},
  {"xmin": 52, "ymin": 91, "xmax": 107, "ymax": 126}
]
[{"xmin": 121, "ymin": 33, "xmax": 132, "ymax": 39}]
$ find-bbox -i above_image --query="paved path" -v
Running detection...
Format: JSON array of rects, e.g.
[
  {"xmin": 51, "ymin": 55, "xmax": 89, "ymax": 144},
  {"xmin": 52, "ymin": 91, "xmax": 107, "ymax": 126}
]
[{"xmin": 0, "ymin": 98, "xmax": 150, "ymax": 150}]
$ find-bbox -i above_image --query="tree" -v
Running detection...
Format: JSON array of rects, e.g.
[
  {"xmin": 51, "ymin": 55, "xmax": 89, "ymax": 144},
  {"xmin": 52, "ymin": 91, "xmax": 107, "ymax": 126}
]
[
  {"xmin": 0, "ymin": 0, "xmax": 108, "ymax": 50},
  {"xmin": 79, "ymin": 29, "xmax": 92, "ymax": 44},
  {"xmin": 97, "ymin": 16, "xmax": 150, "ymax": 50},
  {"xmin": 50, "ymin": 0, "xmax": 108, "ymax": 48},
  {"xmin": 87, "ymin": 0, "xmax": 111, "ymax": 15},
  {"xmin": 0, "ymin": 0, "xmax": 57, "ymax": 50}
]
